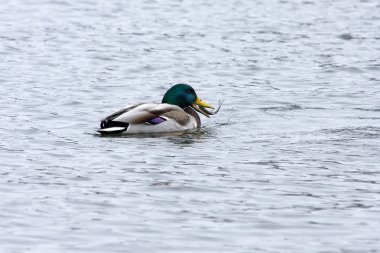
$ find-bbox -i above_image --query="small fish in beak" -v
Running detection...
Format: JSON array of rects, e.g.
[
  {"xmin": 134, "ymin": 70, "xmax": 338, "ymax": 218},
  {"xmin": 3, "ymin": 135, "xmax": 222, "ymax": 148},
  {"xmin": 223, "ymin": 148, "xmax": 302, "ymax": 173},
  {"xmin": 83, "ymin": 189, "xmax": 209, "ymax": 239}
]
[{"xmin": 191, "ymin": 97, "xmax": 222, "ymax": 117}]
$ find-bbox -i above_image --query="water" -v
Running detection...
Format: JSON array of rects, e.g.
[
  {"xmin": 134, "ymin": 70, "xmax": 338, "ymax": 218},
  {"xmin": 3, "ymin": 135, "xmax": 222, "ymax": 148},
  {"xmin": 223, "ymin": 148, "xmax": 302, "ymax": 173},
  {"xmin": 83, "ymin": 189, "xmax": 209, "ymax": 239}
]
[{"xmin": 1, "ymin": 0, "xmax": 380, "ymax": 252}]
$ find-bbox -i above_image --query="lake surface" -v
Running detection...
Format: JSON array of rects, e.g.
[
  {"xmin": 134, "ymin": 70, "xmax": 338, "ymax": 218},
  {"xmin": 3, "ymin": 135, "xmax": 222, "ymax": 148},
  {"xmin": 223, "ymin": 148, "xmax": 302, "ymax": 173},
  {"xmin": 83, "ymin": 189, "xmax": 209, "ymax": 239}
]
[{"xmin": 1, "ymin": 0, "xmax": 380, "ymax": 252}]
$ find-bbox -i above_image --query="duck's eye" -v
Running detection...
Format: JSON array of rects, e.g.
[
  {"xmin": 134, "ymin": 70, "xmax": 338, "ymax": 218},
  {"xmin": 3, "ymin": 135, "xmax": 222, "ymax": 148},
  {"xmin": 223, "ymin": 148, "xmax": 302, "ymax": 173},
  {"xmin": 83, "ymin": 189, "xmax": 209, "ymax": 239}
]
[{"xmin": 186, "ymin": 89, "xmax": 193, "ymax": 94}]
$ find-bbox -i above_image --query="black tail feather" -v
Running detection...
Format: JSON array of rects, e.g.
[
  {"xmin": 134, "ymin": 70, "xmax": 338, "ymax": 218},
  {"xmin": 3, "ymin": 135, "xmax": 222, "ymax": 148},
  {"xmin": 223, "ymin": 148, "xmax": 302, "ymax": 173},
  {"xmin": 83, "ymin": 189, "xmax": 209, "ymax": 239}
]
[{"xmin": 100, "ymin": 120, "xmax": 129, "ymax": 129}]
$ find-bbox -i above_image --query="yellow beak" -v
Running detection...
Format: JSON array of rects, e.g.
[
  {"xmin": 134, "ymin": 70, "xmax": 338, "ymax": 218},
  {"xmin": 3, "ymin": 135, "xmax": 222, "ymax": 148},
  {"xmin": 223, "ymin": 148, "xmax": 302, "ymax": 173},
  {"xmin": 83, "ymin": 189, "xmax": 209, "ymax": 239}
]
[
  {"xmin": 191, "ymin": 97, "xmax": 214, "ymax": 117},
  {"xmin": 195, "ymin": 97, "xmax": 214, "ymax": 109}
]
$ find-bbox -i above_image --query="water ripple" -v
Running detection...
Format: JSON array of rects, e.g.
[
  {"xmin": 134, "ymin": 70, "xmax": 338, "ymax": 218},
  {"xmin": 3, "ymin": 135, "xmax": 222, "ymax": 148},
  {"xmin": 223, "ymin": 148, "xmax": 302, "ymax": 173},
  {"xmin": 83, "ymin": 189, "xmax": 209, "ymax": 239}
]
[{"xmin": 1, "ymin": 0, "xmax": 380, "ymax": 252}]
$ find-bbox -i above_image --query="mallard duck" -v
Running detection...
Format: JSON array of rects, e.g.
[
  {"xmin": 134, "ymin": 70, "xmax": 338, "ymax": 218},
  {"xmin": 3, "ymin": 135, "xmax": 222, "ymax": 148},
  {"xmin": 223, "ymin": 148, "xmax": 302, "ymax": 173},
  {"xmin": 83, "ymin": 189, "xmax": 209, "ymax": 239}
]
[{"xmin": 98, "ymin": 83, "xmax": 220, "ymax": 134}]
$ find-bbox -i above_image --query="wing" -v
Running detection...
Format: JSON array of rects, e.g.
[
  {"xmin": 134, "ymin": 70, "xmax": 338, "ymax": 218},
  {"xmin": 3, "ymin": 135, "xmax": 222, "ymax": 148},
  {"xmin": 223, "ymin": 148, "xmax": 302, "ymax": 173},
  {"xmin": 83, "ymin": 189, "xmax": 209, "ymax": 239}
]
[
  {"xmin": 102, "ymin": 104, "xmax": 142, "ymax": 122},
  {"xmin": 98, "ymin": 103, "xmax": 185, "ymax": 134}
]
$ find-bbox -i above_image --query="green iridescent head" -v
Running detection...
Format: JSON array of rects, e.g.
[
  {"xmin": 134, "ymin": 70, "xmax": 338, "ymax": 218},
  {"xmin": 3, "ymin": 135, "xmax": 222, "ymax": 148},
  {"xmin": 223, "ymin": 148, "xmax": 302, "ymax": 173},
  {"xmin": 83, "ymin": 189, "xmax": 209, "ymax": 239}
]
[
  {"xmin": 162, "ymin": 84, "xmax": 198, "ymax": 108},
  {"xmin": 161, "ymin": 83, "xmax": 214, "ymax": 116},
  {"xmin": 162, "ymin": 83, "xmax": 213, "ymax": 117}
]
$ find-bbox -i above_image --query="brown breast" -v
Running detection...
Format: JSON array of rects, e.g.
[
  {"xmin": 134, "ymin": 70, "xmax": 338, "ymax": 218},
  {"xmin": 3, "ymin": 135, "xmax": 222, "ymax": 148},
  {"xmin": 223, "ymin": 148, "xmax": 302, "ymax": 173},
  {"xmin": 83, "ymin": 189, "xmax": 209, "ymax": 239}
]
[{"xmin": 184, "ymin": 107, "xmax": 201, "ymax": 128}]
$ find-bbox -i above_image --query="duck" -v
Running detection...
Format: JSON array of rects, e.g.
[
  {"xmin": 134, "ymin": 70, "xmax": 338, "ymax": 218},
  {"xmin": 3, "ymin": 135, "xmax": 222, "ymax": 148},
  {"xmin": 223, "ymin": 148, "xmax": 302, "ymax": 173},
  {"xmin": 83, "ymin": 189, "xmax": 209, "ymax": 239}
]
[{"xmin": 97, "ymin": 83, "xmax": 221, "ymax": 134}]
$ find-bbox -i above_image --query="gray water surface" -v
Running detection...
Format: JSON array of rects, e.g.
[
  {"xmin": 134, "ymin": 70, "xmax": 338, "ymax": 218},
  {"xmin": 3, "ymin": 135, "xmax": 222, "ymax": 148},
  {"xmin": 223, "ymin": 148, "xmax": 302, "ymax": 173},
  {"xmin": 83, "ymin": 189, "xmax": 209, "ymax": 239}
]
[{"xmin": 1, "ymin": 0, "xmax": 380, "ymax": 252}]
